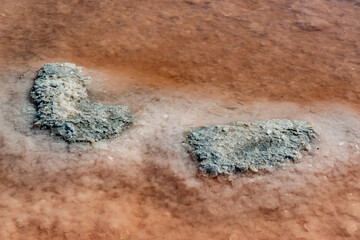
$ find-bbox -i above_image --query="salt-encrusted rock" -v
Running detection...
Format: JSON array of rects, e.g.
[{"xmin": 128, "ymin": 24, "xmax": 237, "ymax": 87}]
[
  {"xmin": 186, "ymin": 119, "xmax": 318, "ymax": 176},
  {"xmin": 30, "ymin": 62, "xmax": 135, "ymax": 143}
]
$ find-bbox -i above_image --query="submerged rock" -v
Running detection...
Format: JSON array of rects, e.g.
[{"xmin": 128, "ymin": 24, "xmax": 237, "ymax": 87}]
[
  {"xmin": 186, "ymin": 119, "xmax": 318, "ymax": 176},
  {"xmin": 30, "ymin": 62, "xmax": 135, "ymax": 143}
]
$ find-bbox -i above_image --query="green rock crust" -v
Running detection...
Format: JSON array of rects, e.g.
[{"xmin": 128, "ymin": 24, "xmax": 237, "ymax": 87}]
[
  {"xmin": 186, "ymin": 119, "xmax": 318, "ymax": 176},
  {"xmin": 31, "ymin": 62, "xmax": 135, "ymax": 143}
]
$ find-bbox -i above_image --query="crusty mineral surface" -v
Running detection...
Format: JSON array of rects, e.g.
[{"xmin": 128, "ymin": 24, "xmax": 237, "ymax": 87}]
[
  {"xmin": 30, "ymin": 62, "xmax": 135, "ymax": 143},
  {"xmin": 186, "ymin": 119, "xmax": 318, "ymax": 176}
]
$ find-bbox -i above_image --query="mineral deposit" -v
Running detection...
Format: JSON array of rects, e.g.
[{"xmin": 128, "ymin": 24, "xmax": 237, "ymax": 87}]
[
  {"xmin": 186, "ymin": 119, "xmax": 318, "ymax": 176},
  {"xmin": 30, "ymin": 62, "xmax": 135, "ymax": 143}
]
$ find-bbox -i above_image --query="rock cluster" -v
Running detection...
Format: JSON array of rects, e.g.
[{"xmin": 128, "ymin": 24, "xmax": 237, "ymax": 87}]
[
  {"xmin": 30, "ymin": 64, "xmax": 319, "ymax": 176},
  {"xmin": 31, "ymin": 63, "xmax": 135, "ymax": 143},
  {"xmin": 186, "ymin": 119, "xmax": 318, "ymax": 176}
]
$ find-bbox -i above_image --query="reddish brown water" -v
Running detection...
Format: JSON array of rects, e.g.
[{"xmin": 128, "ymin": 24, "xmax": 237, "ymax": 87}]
[{"xmin": 0, "ymin": 0, "xmax": 360, "ymax": 239}]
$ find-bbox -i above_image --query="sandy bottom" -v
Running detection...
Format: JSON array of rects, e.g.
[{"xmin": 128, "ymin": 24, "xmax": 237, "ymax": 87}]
[
  {"xmin": 1, "ymin": 0, "xmax": 360, "ymax": 239},
  {"xmin": 0, "ymin": 66, "xmax": 359, "ymax": 239}
]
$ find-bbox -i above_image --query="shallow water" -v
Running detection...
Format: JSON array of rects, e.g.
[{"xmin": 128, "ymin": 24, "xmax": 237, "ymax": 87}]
[{"xmin": 0, "ymin": 0, "xmax": 360, "ymax": 239}]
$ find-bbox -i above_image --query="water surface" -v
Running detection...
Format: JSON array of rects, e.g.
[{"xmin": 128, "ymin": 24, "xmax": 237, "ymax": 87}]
[{"xmin": 0, "ymin": 0, "xmax": 360, "ymax": 239}]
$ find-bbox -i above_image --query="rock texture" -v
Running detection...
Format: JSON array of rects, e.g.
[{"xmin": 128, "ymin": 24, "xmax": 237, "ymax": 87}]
[
  {"xmin": 30, "ymin": 63, "xmax": 135, "ymax": 143},
  {"xmin": 186, "ymin": 119, "xmax": 318, "ymax": 176}
]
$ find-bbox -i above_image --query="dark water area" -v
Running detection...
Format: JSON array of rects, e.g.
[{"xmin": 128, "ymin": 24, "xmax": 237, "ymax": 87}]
[{"xmin": 0, "ymin": 0, "xmax": 360, "ymax": 239}]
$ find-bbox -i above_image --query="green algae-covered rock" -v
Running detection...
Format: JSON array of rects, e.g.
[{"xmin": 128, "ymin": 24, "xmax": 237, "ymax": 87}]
[
  {"xmin": 31, "ymin": 63, "xmax": 135, "ymax": 143},
  {"xmin": 186, "ymin": 119, "xmax": 318, "ymax": 176}
]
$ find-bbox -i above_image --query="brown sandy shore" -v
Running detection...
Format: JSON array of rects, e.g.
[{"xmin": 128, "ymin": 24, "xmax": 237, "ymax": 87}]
[{"xmin": 0, "ymin": 0, "xmax": 360, "ymax": 239}]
